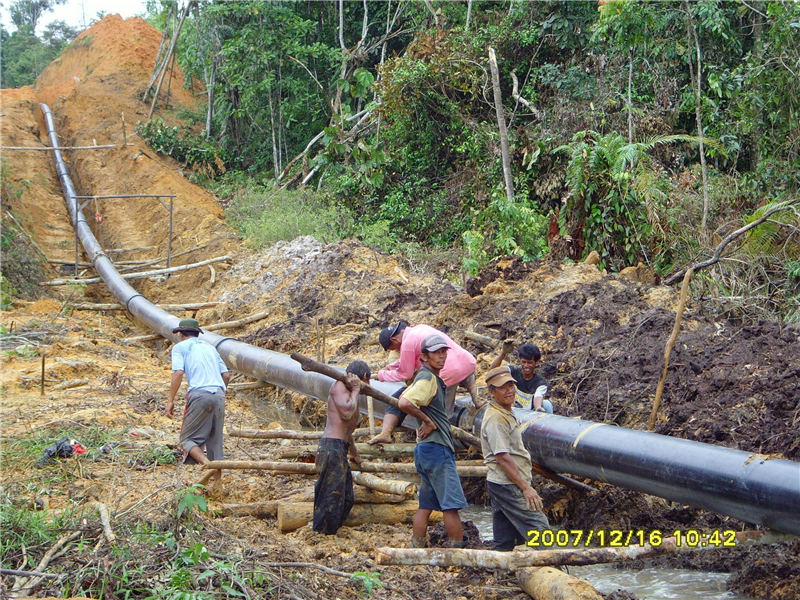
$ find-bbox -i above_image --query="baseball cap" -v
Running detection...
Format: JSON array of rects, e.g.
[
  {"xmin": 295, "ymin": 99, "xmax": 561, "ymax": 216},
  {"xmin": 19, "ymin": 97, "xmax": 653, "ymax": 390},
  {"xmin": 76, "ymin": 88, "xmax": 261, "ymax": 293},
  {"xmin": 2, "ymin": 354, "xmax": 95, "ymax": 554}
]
[
  {"xmin": 485, "ymin": 365, "xmax": 515, "ymax": 387},
  {"xmin": 379, "ymin": 321, "xmax": 404, "ymax": 350},
  {"xmin": 421, "ymin": 334, "xmax": 450, "ymax": 353}
]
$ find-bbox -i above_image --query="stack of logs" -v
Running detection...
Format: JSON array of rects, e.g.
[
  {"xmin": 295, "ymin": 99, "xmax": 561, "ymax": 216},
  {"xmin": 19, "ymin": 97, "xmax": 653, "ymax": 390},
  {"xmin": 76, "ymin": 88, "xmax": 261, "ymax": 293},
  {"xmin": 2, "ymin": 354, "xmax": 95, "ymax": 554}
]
[{"xmin": 208, "ymin": 426, "xmax": 476, "ymax": 532}]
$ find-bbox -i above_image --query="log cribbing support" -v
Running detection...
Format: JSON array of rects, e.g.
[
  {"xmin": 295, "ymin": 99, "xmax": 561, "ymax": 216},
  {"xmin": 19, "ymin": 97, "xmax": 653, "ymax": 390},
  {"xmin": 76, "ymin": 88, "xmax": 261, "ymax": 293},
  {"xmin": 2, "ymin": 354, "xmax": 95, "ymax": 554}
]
[{"xmin": 375, "ymin": 530, "xmax": 794, "ymax": 569}]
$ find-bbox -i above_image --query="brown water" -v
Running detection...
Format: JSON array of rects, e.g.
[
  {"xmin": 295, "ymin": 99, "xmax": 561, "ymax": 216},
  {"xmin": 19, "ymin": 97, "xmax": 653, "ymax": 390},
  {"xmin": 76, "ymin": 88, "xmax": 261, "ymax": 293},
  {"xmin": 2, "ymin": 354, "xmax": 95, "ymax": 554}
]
[{"xmin": 460, "ymin": 506, "xmax": 755, "ymax": 600}]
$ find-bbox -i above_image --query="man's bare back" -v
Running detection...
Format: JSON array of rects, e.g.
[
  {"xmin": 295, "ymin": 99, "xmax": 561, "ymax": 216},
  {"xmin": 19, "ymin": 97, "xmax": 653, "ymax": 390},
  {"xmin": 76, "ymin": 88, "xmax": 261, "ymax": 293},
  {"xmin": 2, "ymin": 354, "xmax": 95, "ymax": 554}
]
[{"xmin": 322, "ymin": 373, "xmax": 363, "ymax": 441}]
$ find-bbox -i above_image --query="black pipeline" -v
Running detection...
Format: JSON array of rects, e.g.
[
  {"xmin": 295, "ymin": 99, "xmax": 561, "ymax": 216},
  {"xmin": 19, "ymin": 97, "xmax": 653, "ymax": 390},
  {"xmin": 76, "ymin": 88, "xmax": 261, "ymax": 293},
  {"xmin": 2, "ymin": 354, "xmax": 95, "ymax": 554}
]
[{"xmin": 469, "ymin": 409, "xmax": 800, "ymax": 535}]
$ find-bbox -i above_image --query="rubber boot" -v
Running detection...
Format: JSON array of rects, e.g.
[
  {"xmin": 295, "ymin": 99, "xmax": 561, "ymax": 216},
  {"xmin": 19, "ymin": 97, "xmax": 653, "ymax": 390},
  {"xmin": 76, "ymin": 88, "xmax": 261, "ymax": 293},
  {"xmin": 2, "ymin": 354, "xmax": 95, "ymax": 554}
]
[{"xmin": 410, "ymin": 535, "xmax": 427, "ymax": 548}]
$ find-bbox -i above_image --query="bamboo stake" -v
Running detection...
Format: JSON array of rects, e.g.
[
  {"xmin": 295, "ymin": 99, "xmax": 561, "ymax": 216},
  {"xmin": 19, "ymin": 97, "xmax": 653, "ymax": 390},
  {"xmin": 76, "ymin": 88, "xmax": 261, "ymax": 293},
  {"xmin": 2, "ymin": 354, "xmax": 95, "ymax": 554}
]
[
  {"xmin": 122, "ymin": 309, "xmax": 269, "ymax": 343},
  {"xmin": 649, "ymin": 268, "xmax": 694, "ymax": 430},
  {"xmin": 290, "ymin": 352, "xmax": 482, "ymax": 448},
  {"xmin": 40, "ymin": 255, "xmax": 232, "ymax": 286},
  {"xmin": 229, "ymin": 427, "xmax": 374, "ymax": 441},
  {"xmin": 203, "ymin": 459, "xmax": 487, "ymax": 477},
  {"xmin": 376, "ymin": 531, "xmax": 790, "ymax": 569}
]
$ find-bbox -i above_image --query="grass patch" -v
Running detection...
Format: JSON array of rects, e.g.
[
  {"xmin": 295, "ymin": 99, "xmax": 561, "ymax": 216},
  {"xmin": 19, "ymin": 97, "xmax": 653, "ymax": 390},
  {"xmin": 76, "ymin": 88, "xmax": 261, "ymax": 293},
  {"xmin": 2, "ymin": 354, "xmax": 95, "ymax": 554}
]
[{"xmin": 223, "ymin": 183, "xmax": 351, "ymax": 248}]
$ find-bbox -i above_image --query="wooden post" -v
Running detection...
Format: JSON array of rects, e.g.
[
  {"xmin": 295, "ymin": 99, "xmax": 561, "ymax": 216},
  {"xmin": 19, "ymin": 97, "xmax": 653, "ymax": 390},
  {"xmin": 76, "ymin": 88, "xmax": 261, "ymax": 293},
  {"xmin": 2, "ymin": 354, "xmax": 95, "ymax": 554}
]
[
  {"xmin": 120, "ymin": 113, "xmax": 127, "ymax": 147},
  {"xmin": 368, "ymin": 396, "xmax": 376, "ymax": 434},
  {"xmin": 40, "ymin": 354, "xmax": 45, "ymax": 395},
  {"xmin": 166, "ymin": 197, "xmax": 173, "ymax": 272}
]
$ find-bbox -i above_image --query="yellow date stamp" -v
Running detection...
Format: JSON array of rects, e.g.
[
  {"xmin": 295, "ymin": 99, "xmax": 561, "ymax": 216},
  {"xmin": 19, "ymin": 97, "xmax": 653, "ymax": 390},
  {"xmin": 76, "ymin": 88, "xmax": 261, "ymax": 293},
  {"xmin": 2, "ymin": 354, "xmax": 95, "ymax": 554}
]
[{"xmin": 526, "ymin": 529, "xmax": 738, "ymax": 548}]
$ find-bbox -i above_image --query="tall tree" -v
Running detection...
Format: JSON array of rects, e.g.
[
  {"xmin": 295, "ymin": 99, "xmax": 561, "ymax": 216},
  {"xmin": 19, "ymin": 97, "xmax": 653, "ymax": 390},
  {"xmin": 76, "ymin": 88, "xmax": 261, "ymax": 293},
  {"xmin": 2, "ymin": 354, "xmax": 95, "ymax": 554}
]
[{"xmin": 9, "ymin": 0, "xmax": 65, "ymax": 32}]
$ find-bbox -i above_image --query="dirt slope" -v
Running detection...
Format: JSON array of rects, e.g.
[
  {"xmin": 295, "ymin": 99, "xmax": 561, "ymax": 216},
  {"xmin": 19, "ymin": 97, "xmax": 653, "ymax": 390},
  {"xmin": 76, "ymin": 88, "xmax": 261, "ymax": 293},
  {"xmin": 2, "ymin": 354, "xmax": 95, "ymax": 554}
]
[{"xmin": 1, "ymin": 14, "xmax": 798, "ymax": 600}]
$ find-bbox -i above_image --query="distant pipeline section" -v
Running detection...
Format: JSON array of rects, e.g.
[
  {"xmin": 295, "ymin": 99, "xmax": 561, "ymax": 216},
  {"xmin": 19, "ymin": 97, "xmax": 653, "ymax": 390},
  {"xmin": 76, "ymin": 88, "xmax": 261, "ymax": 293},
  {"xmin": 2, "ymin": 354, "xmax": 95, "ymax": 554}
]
[{"xmin": 42, "ymin": 104, "xmax": 800, "ymax": 535}]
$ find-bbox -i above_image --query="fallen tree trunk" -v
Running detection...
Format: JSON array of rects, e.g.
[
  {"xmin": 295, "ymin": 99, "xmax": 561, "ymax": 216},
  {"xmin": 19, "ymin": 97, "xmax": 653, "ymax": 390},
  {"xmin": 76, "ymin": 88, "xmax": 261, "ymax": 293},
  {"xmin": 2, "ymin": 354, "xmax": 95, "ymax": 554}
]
[
  {"xmin": 291, "ymin": 352, "xmax": 481, "ymax": 447},
  {"xmin": 278, "ymin": 442, "xmax": 417, "ymax": 459},
  {"xmin": 277, "ymin": 500, "xmax": 439, "ymax": 532},
  {"xmin": 375, "ymin": 530, "xmax": 791, "ymax": 569},
  {"xmin": 517, "ymin": 567, "xmax": 602, "ymax": 600},
  {"xmin": 204, "ymin": 459, "xmax": 487, "ymax": 477},
  {"xmin": 228, "ymin": 427, "xmax": 373, "ymax": 440}
]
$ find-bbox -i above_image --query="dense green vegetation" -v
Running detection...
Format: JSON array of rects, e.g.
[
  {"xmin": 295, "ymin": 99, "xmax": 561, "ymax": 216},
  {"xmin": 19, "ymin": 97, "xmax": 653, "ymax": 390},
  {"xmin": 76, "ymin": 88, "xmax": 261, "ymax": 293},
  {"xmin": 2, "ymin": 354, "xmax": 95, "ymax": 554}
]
[
  {"xmin": 4, "ymin": 0, "xmax": 798, "ymax": 320},
  {"xmin": 0, "ymin": 0, "xmax": 80, "ymax": 87}
]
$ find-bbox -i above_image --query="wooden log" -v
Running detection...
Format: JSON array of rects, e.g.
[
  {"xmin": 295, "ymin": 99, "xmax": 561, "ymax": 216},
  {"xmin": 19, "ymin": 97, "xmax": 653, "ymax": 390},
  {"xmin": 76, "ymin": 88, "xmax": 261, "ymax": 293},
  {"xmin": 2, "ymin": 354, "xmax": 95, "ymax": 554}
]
[
  {"xmin": 204, "ymin": 459, "xmax": 487, "ymax": 477},
  {"xmin": 216, "ymin": 500, "xmax": 280, "ymax": 518},
  {"xmin": 291, "ymin": 352, "xmax": 482, "ymax": 447},
  {"xmin": 278, "ymin": 442, "xmax": 417, "ymax": 459},
  {"xmin": 464, "ymin": 330, "xmax": 499, "ymax": 348},
  {"xmin": 228, "ymin": 381, "xmax": 270, "ymax": 391},
  {"xmin": 277, "ymin": 501, "xmax": 440, "ymax": 533},
  {"xmin": 50, "ymin": 378, "xmax": 89, "ymax": 391},
  {"xmin": 69, "ymin": 301, "xmax": 221, "ymax": 311},
  {"xmin": 517, "ymin": 567, "xmax": 603, "ymax": 600},
  {"xmin": 352, "ymin": 472, "xmax": 416, "ymax": 498},
  {"xmin": 40, "ymin": 255, "xmax": 231, "ymax": 286},
  {"xmin": 228, "ymin": 427, "xmax": 373, "ymax": 440},
  {"xmin": 122, "ymin": 309, "xmax": 270, "ymax": 343},
  {"xmin": 375, "ymin": 530, "xmax": 791, "ymax": 569}
]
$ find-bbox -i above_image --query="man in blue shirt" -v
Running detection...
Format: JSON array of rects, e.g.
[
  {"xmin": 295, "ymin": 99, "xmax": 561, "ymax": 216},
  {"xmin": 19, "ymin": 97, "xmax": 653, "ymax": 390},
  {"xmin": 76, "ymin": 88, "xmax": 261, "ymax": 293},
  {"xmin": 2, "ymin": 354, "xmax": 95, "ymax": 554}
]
[{"xmin": 166, "ymin": 318, "xmax": 229, "ymax": 492}]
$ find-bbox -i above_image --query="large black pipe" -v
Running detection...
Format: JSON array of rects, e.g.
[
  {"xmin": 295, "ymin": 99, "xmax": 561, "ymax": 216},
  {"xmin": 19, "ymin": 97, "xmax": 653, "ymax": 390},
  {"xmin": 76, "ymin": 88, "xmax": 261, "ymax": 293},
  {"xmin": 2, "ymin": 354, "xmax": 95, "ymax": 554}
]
[
  {"xmin": 469, "ymin": 409, "xmax": 800, "ymax": 535},
  {"xmin": 42, "ymin": 103, "xmax": 798, "ymax": 535}
]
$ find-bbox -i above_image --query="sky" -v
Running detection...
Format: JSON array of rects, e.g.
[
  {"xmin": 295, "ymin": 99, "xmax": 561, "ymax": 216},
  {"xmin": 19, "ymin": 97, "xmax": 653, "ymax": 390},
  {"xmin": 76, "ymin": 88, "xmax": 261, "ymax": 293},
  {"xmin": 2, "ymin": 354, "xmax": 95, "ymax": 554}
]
[{"xmin": 1, "ymin": 0, "xmax": 150, "ymax": 35}]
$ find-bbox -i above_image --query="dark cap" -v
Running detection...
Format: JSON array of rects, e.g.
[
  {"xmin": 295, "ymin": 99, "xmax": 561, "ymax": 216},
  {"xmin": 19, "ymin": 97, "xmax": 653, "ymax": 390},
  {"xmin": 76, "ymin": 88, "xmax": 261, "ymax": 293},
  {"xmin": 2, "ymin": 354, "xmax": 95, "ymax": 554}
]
[
  {"xmin": 485, "ymin": 365, "xmax": 515, "ymax": 388},
  {"xmin": 421, "ymin": 334, "xmax": 450, "ymax": 353},
  {"xmin": 379, "ymin": 321, "xmax": 404, "ymax": 350},
  {"xmin": 172, "ymin": 318, "xmax": 203, "ymax": 334}
]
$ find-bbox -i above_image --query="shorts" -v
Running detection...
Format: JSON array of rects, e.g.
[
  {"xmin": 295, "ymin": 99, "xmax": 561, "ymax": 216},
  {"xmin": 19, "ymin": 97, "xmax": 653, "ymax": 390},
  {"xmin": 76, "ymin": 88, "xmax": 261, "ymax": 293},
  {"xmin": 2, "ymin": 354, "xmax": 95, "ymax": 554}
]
[
  {"xmin": 414, "ymin": 442, "xmax": 467, "ymax": 512},
  {"xmin": 179, "ymin": 388, "xmax": 225, "ymax": 464}
]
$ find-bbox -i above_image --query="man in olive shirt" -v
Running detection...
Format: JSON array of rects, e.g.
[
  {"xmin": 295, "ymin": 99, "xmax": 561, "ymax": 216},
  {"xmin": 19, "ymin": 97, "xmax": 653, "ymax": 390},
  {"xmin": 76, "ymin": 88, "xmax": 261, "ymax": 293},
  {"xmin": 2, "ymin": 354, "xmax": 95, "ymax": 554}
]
[
  {"xmin": 397, "ymin": 334, "xmax": 467, "ymax": 548},
  {"xmin": 481, "ymin": 365, "xmax": 550, "ymax": 551}
]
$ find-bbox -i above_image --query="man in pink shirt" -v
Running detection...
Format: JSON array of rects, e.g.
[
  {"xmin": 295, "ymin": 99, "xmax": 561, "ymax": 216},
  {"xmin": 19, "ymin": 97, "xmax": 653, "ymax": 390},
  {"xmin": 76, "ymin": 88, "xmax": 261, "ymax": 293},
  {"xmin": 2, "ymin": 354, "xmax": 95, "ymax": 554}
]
[{"xmin": 368, "ymin": 321, "xmax": 481, "ymax": 445}]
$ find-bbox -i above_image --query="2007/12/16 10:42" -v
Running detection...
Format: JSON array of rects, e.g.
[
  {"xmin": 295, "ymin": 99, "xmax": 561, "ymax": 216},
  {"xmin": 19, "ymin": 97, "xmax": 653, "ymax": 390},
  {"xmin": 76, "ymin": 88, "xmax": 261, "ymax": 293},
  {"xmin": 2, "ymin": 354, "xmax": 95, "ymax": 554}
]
[{"xmin": 525, "ymin": 528, "xmax": 739, "ymax": 548}]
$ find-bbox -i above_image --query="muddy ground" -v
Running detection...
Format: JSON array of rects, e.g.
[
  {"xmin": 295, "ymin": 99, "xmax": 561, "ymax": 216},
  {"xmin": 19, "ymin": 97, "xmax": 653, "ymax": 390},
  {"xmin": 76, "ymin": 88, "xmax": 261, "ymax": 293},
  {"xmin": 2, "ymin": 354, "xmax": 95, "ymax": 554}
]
[{"xmin": 1, "ymin": 14, "xmax": 798, "ymax": 600}]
